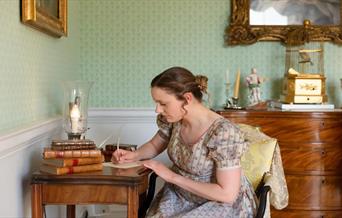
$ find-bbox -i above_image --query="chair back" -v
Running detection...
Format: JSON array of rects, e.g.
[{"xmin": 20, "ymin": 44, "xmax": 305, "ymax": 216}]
[{"xmin": 238, "ymin": 124, "xmax": 277, "ymax": 190}]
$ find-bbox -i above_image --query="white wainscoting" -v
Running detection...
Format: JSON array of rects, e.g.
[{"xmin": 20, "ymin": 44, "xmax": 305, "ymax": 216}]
[
  {"xmin": 86, "ymin": 108, "xmax": 167, "ymax": 218},
  {"xmin": 87, "ymin": 108, "xmax": 170, "ymax": 163},
  {"xmin": 87, "ymin": 108, "xmax": 158, "ymax": 147},
  {"xmin": 0, "ymin": 108, "xmax": 167, "ymax": 218},
  {"xmin": 0, "ymin": 117, "xmax": 64, "ymax": 218}
]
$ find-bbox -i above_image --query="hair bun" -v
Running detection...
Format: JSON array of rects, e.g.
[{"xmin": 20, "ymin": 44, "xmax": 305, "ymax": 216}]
[{"xmin": 195, "ymin": 75, "xmax": 208, "ymax": 92}]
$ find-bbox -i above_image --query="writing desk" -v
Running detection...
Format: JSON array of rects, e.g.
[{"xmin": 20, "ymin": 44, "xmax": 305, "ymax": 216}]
[{"xmin": 31, "ymin": 166, "xmax": 151, "ymax": 218}]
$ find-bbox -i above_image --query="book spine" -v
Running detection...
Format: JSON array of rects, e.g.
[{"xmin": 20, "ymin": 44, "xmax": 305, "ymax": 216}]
[
  {"xmin": 52, "ymin": 140, "xmax": 95, "ymax": 146},
  {"xmin": 43, "ymin": 156, "xmax": 104, "ymax": 167},
  {"xmin": 64, "ymin": 156, "xmax": 104, "ymax": 166},
  {"xmin": 43, "ymin": 149, "xmax": 102, "ymax": 159},
  {"xmin": 51, "ymin": 144, "xmax": 96, "ymax": 151},
  {"xmin": 56, "ymin": 163, "xmax": 103, "ymax": 175}
]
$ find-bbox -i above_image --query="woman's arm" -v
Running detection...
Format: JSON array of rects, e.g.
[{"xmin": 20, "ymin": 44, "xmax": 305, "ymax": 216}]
[
  {"xmin": 112, "ymin": 132, "xmax": 168, "ymax": 163},
  {"xmin": 173, "ymin": 168, "xmax": 241, "ymax": 204},
  {"xmin": 143, "ymin": 160, "xmax": 241, "ymax": 204}
]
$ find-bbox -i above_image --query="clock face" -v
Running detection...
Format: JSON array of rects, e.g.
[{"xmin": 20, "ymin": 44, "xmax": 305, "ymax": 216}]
[{"xmin": 295, "ymin": 79, "xmax": 322, "ymax": 95}]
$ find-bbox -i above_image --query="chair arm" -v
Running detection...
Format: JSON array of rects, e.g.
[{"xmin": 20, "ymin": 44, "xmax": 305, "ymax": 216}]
[
  {"xmin": 255, "ymin": 184, "xmax": 271, "ymax": 218},
  {"xmin": 139, "ymin": 172, "xmax": 158, "ymax": 218}
]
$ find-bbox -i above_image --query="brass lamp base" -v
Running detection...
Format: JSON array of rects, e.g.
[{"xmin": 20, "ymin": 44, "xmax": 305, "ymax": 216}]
[
  {"xmin": 224, "ymin": 97, "xmax": 243, "ymax": 110},
  {"xmin": 67, "ymin": 133, "xmax": 82, "ymax": 140}
]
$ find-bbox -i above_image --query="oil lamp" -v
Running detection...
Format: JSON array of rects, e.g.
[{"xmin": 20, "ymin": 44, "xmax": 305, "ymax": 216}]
[{"xmin": 62, "ymin": 81, "xmax": 93, "ymax": 140}]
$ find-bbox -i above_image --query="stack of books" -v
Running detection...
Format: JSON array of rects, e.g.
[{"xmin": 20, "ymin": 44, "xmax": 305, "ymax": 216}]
[{"xmin": 40, "ymin": 139, "xmax": 104, "ymax": 175}]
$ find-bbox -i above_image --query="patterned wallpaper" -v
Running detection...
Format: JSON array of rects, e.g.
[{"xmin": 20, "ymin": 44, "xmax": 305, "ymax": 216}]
[
  {"xmin": 0, "ymin": 0, "xmax": 80, "ymax": 135},
  {"xmin": 2, "ymin": 0, "xmax": 341, "ymax": 135},
  {"xmin": 80, "ymin": 0, "xmax": 342, "ymax": 108}
]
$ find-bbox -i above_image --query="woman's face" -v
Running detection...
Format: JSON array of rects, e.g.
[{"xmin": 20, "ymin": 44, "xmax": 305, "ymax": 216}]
[{"xmin": 151, "ymin": 87, "xmax": 185, "ymax": 122}]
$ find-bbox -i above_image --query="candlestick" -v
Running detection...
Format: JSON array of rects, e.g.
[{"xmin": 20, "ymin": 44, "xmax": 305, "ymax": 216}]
[
  {"xmin": 224, "ymin": 82, "xmax": 231, "ymax": 109},
  {"xmin": 225, "ymin": 68, "xmax": 230, "ymax": 84},
  {"xmin": 233, "ymin": 69, "xmax": 240, "ymax": 98}
]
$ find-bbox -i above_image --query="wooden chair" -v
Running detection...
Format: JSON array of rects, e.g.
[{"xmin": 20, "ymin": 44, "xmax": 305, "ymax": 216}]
[{"xmin": 139, "ymin": 124, "xmax": 278, "ymax": 218}]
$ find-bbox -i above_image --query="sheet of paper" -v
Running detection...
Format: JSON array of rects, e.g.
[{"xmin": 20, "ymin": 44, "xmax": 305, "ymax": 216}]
[{"xmin": 103, "ymin": 161, "xmax": 142, "ymax": 169}]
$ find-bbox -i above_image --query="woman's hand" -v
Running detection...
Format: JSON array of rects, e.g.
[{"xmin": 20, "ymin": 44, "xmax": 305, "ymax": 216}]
[
  {"xmin": 142, "ymin": 159, "xmax": 177, "ymax": 182},
  {"xmin": 111, "ymin": 149, "xmax": 139, "ymax": 164}
]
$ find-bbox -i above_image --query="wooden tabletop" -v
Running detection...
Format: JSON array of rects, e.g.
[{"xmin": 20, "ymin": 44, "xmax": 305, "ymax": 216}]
[{"xmin": 31, "ymin": 165, "xmax": 151, "ymax": 186}]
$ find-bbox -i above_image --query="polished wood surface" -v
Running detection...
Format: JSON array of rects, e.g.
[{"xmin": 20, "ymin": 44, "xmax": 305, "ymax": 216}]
[
  {"xmin": 31, "ymin": 166, "xmax": 150, "ymax": 218},
  {"xmin": 217, "ymin": 109, "xmax": 342, "ymax": 217},
  {"xmin": 271, "ymin": 209, "xmax": 342, "ymax": 218}
]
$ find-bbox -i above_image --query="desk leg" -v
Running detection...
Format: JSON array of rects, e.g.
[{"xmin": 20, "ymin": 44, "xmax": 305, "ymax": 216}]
[
  {"xmin": 66, "ymin": 205, "xmax": 75, "ymax": 218},
  {"xmin": 31, "ymin": 184, "xmax": 43, "ymax": 218},
  {"xmin": 128, "ymin": 186, "xmax": 139, "ymax": 218}
]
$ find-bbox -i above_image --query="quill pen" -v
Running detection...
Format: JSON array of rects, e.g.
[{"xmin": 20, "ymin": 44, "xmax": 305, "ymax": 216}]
[{"xmin": 97, "ymin": 132, "xmax": 115, "ymax": 149}]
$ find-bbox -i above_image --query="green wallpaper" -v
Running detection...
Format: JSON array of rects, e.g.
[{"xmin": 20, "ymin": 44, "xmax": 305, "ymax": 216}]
[
  {"xmin": 1, "ymin": 0, "xmax": 341, "ymax": 135},
  {"xmin": 80, "ymin": 0, "xmax": 342, "ymax": 108},
  {"xmin": 0, "ymin": 0, "xmax": 81, "ymax": 135}
]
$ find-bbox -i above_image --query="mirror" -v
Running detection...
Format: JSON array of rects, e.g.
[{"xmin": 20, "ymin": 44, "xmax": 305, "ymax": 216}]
[{"xmin": 225, "ymin": 0, "xmax": 342, "ymax": 45}]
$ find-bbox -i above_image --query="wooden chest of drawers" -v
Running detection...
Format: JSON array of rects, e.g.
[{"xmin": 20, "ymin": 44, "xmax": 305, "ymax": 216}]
[{"xmin": 216, "ymin": 109, "xmax": 342, "ymax": 217}]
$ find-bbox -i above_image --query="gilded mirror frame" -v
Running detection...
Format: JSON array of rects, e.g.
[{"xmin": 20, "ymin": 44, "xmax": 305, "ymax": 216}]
[{"xmin": 225, "ymin": 0, "xmax": 342, "ymax": 45}]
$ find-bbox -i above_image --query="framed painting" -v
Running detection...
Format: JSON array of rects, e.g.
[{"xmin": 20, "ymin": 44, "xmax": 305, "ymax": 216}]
[
  {"xmin": 225, "ymin": 0, "xmax": 342, "ymax": 45},
  {"xmin": 21, "ymin": 0, "xmax": 67, "ymax": 37}
]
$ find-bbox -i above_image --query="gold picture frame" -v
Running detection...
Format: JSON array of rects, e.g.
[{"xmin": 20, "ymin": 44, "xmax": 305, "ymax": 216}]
[
  {"xmin": 225, "ymin": 0, "xmax": 342, "ymax": 45},
  {"xmin": 21, "ymin": 0, "xmax": 67, "ymax": 37}
]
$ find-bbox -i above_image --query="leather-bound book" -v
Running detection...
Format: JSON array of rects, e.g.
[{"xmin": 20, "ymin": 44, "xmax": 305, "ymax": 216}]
[
  {"xmin": 42, "ymin": 156, "xmax": 104, "ymax": 167},
  {"xmin": 43, "ymin": 148, "xmax": 102, "ymax": 159},
  {"xmin": 51, "ymin": 139, "xmax": 96, "ymax": 150},
  {"xmin": 51, "ymin": 139, "xmax": 95, "ymax": 146},
  {"xmin": 50, "ymin": 144, "xmax": 97, "ymax": 151},
  {"xmin": 40, "ymin": 163, "xmax": 103, "ymax": 175}
]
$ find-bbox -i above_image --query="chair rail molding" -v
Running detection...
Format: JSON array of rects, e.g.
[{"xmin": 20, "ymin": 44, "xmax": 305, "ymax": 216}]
[
  {"xmin": 0, "ymin": 117, "xmax": 62, "ymax": 159},
  {"xmin": 88, "ymin": 108, "xmax": 157, "ymax": 124}
]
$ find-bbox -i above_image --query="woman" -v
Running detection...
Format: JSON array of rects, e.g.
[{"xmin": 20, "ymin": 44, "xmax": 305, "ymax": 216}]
[{"xmin": 112, "ymin": 67, "xmax": 257, "ymax": 217}]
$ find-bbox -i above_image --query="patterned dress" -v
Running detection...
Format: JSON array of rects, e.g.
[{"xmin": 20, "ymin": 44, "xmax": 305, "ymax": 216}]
[{"xmin": 146, "ymin": 115, "xmax": 258, "ymax": 218}]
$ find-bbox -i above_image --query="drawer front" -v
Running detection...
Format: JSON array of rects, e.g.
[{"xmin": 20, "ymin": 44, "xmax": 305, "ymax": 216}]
[
  {"xmin": 262, "ymin": 118, "xmax": 342, "ymax": 142},
  {"xmin": 282, "ymin": 148, "xmax": 322, "ymax": 172},
  {"xmin": 286, "ymin": 175, "xmax": 320, "ymax": 209},
  {"xmin": 294, "ymin": 95, "xmax": 323, "ymax": 103},
  {"xmin": 271, "ymin": 209, "xmax": 342, "ymax": 218},
  {"xmin": 286, "ymin": 175, "xmax": 342, "ymax": 209},
  {"xmin": 220, "ymin": 115, "xmax": 342, "ymax": 143},
  {"xmin": 321, "ymin": 176, "xmax": 342, "ymax": 208},
  {"xmin": 294, "ymin": 79, "xmax": 322, "ymax": 96},
  {"xmin": 281, "ymin": 148, "xmax": 342, "ymax": 173}
]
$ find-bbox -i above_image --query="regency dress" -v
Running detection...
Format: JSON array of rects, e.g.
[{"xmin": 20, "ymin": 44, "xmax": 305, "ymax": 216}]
[{"xmin": 146, "ymin": 115, "xmax": 258, "ymax": 218}]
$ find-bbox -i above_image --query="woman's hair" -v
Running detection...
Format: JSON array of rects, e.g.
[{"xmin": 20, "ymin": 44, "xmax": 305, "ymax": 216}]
[
  {"xmin": 151, "ymin": 67, "xmax": 205, "ymax": 102},
  {"xmin": 195, "ymin": 75, "xmax": 208, "ymax": 94}
]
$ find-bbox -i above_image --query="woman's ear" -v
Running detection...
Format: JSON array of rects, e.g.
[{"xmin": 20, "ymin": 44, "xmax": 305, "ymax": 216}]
[{"xmin": 183, "ymin": 92, "xmax": 193, "ymax": 103}]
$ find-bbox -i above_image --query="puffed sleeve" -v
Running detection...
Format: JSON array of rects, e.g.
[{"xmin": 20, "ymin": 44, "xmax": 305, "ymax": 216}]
[
  {"xmin": 156, "ymin": 114, "xmax": 173, "ymax": 141},
  {"xmin": 206, "ymin": 121, "xmax": 247, "ymax": 169}
]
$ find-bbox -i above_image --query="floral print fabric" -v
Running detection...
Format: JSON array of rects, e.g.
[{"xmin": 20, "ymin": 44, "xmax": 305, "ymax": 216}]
[{"xmin": 146, "ymin": 115, "xmax": 257, "ymax": 218}]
